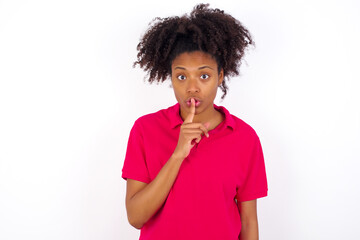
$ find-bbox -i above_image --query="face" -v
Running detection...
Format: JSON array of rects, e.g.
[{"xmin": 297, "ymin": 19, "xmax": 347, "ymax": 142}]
[{"xmin": 171, "ymin": 51, "xmax": 224, "ymax": 119}]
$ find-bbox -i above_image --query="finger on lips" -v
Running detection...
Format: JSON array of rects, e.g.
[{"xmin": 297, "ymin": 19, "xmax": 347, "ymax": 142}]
[
  {"xmin": 184, "ymin": 98, "xmax": 195, "ymax": 123},
  {"xmin": 183, "ymin": 98, "xmax": 210, "ymax": 144}
]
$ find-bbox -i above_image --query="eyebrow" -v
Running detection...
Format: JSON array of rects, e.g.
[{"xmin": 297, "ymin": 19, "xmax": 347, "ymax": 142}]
[{"xmin": 174, "ymin": 66, "xmax": 214, "ymax": 70}]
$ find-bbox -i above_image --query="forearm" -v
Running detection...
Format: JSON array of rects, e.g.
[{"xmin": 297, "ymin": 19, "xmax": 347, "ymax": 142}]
[
  {"xmin": 239, "ymin": 219, "xmax": 259, "ymax": 240},
  {"xmin": 127, "ymin": 153, "xmax": 184, "ymax": 229}
]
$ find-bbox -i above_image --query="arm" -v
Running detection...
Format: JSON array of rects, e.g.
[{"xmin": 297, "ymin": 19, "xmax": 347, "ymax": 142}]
[
  {"xmin": 125, "ymin": 153, "xmax": 184, "ymax": 229},
  {"xmin": 238, "ymin": 199, "xmax": 259, "ymax": 240},
  {"xmin": 125, "ymin": 98, "xmax": 209, "ymax": 229}
]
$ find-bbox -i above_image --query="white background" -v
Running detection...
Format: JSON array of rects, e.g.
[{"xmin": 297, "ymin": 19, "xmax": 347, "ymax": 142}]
[{"xmin": 0, "ymin": 0, "xmax": 359, "ymax": 239}]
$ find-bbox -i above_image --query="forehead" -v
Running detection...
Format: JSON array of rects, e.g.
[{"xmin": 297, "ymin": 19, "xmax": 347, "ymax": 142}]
[{"xmin": 171, "ymin": 51, "xmax": 218, "ymax": 68}]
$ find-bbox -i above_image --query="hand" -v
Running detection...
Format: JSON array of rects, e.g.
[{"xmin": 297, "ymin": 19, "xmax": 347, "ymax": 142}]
[{"xmin": 173, "ymin": 98, "xmax": 210, "ymax": 160}]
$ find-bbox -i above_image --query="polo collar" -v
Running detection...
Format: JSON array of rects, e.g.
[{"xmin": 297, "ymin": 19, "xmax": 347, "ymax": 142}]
[{"xmin": 169, "ymin": 102, "xmax": 236, "ymax": 130}]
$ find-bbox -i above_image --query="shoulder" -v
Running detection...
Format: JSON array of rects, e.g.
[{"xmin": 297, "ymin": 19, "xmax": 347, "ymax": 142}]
[
  {"xmin": 216, "ymin": 104, "xmax": 259, "ymax": 139},
  {"xmin": 229, "ymin": 114, "xmax": 263, "ymax": 151},
  {"xmin": 226, "ymin": 110, "xmax": 260, "ymax": 142},
  {"xmin": 234, "ymin": 116, "xmax": 258, "ymax": 134}
]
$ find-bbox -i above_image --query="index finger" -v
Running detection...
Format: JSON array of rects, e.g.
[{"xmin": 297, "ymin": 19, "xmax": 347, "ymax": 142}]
[{"xmin": 184, "ymin": 98, "xmax": 195, "ymax": 123}]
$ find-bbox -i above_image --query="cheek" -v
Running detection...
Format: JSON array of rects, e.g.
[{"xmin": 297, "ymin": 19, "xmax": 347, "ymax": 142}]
[
  {"xmin": 208, "ymin": 80, "xmax": 220, "ymax": 91},
  {"xmin": 207, "ymin": 82, "xmax": 220, "ymax": 97},
  {"xmin": 170, "ymin": 82, "xmax": 182, "ymax": 99}
]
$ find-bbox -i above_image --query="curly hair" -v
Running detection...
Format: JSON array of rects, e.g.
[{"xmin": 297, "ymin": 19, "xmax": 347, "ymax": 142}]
[{"xmin": 133, "ymin": 3, "xmax": 254, "ymax": 99}]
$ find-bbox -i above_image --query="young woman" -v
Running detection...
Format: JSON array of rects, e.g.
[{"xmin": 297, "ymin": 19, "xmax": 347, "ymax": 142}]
[{"xmin": 122, "ymin": 4, "xmax": 268, "ymax": 240}]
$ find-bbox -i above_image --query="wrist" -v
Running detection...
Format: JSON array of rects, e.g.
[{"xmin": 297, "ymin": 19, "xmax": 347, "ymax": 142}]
[{"xmin": 171, "ymin": 152, "xmax": 185, "ymax": 162}]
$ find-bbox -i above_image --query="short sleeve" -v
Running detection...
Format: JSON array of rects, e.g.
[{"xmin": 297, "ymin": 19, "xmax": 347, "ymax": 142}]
[
  {"xmin": 236, "ymin": 136, "xmax": 268, "ymax": 202},
  {"xmin": 121, "ymin": 120, "xmax": 151, "ymax": 183}
]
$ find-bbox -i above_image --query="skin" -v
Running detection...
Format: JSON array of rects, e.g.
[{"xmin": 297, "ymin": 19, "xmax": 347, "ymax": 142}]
[
  {"xmin": 170, "ymin": 51, "xmax": 225, "ymax": 158},
  {"xmin": 238, "ymin": 200, "xmax": 259, "ymax": 240},
  {"xmin": 125, "ymin": 51, "xmax": 259, "ymax": 239},
  {"xmin": 171, "ymin": 51, "xmax": 225, "ymax": 133}
]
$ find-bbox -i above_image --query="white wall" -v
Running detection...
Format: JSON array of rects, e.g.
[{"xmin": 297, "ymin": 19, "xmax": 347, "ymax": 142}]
[{"xmin": 0, "ymin": 0, "xmax": 359, "ymax": 239}]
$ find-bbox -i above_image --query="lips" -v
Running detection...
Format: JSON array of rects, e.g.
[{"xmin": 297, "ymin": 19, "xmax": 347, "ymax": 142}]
[{"xmin": 186, "ymin": 97, "xmax": 202, "ymax": 107}]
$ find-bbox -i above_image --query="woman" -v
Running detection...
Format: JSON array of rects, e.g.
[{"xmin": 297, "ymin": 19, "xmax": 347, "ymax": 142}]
[{"xmin": 122, "ymin": 4, "xmax": 268, "ymax": 240}]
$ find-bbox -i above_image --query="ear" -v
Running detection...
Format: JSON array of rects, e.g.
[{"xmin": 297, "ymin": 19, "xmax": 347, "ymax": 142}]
[{"xmin": 218, "ymin": 69, "xmax": 224, "ymax": 86}]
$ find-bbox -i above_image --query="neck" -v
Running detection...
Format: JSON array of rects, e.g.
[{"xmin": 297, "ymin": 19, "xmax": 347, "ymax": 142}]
[
  {"xmin": 192, "ymin": 108, "xmax": 217, "ymax": 124},
  {"xmin": 180, "ymin": 103, "xmax": 219, "ymax": 124}
]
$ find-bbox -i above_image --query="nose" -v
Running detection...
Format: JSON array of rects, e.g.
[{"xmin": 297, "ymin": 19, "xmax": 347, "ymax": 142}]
[{"xmin": 186, "ymin": 77, "xmax": 200, "ymax": 93}]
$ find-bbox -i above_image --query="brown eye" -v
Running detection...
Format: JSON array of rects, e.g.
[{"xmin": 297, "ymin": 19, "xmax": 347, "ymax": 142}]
[
  {"xmin": 177, "ymin": 75, "xmax": 186, "ymax": 80},
  {"xmin": 200, "ymin": 74, "xmax": 209, "ymax": 80}
]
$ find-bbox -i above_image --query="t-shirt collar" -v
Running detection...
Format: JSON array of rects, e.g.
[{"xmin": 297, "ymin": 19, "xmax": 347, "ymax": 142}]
[{"xmin": 169, "ymin": 102, "xmax": 236, "ymax": 130}]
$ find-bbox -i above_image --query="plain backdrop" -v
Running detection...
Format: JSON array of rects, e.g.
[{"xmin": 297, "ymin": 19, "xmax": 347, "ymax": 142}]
[{"xmin": 0, "ymin": 0, "xmax": 359, "ymax": 239}]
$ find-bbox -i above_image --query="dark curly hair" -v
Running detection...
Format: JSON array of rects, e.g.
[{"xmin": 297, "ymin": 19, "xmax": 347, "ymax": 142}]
[{"xmin": 133, "ymin": 3, "xmax": 254, "ymax": 99}]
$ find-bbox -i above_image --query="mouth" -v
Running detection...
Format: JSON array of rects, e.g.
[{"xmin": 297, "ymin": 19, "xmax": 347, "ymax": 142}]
[{"xmin": 186, "ymin": 98, "xmax": 201, "ymax": 107}]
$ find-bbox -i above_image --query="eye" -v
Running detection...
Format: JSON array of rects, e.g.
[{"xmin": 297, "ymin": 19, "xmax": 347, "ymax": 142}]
[
  {"xmin": 200, "ymin": 74, "xmax": 209, "ymax": 80},
  {"xmin": 177, "ymin": 75, "xmax": 186, "ymax": 80}
]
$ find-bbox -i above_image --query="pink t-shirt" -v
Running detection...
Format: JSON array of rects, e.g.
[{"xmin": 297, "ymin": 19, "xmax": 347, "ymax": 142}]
[{"xmin": 122, "ymin": 102, "xmax": 268, "ymax": 240}]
